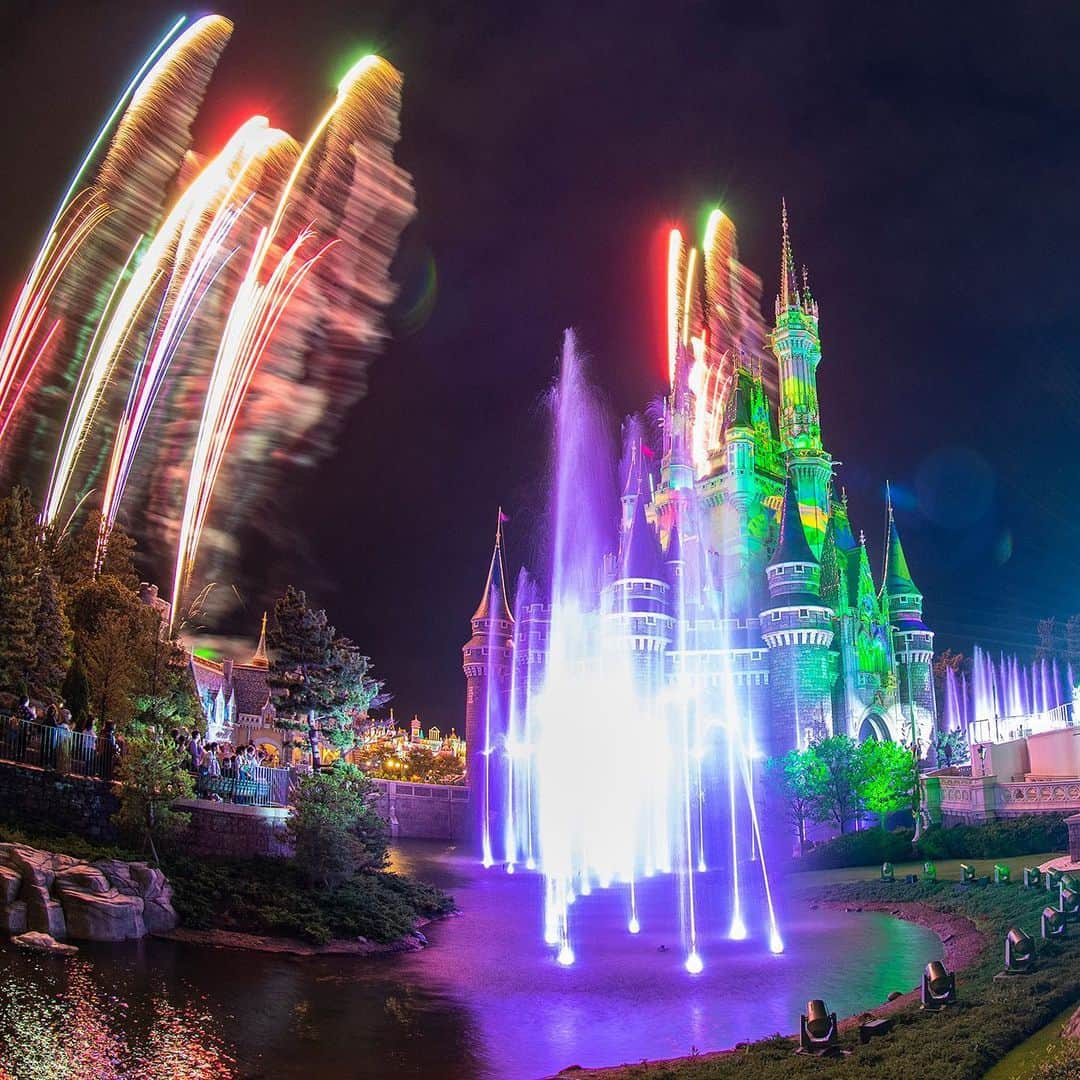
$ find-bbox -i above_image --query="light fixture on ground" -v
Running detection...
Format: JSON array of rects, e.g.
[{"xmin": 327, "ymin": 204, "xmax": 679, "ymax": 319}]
[
  {"xmin": 1046, "ymin": 868, "xmax": 1064, "ymax": 892},
  {"xmin": 922, "ymin": 861, "xmax": 937, "ymax": 882},
  {"xmin": 961, "ymin": 863, "xmax": 975, "ymax": 883},
  {"xmin": 993, "ymin": 863, "xmax": 1011, "ymax": 885},
  {"xmin": 920, "ymin": 960, "xmax": 956, "ymax": 1010},
  {"xmin": 798, "ymin": 999, "xmax": 841, "ymax": 1055},
  {"xmin": 1042, "ymin": 905, "xmax": 1067, "ymax": 939},
  {"xmin": 1004, "ymin": 927, "xmax": 1035, "ymax": 974},
  {"xmin": 1059, "ymin": 885, "xmax": 1080, "ymax": 919},
  {"xmin": 880, "ymin": 862, "xmax": 895, "ymax": 883},
  {"xmin": 1024, "ymin": 866, "xmax": 1043, "ymax": 889}
]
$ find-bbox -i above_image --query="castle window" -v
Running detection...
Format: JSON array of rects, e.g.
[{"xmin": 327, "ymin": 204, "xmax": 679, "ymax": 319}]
[
  {"xmin": 776, "ymin": 566, "xmax": 785, "ymax": 575},
  {"xmin": 799, "ymin": 609, "xmax": 808, "ymax": 617}
]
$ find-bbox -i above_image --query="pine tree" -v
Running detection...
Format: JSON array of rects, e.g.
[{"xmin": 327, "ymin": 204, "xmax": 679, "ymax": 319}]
[
  {"xmin": 0, "ymin": 487, "xmax": 41, "ymax": 694},
  {"xmin": 27, "ymin": 564, "xmax": 71, "ymax": 702}
]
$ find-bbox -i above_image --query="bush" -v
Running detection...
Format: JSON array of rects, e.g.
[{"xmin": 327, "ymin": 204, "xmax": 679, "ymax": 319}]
[
  {"xmin": 164, "ymin": 854, "xmax": 454, "ymax": 945},
  {"xmin": 795, "ymin": 827, "xmax": 915, "ymax": 870},
  {"xmin": 916, "ymin": 815, "xmax": 1068, "ymax": 860}
]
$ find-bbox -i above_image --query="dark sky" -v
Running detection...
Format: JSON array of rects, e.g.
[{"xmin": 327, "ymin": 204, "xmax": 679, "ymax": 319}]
[{"xmin": 3, "ymin": 1, "xmax": 1080, "ymax": 726}]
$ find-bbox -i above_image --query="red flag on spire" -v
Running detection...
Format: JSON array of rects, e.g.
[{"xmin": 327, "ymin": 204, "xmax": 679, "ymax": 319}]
[
  {"xmin": 498, "ymin": 509, "xmax": 510, "ymax": 523},
  {"xmin": 640, "ymin": 444, "xmax": 656, "ymax": 460}
]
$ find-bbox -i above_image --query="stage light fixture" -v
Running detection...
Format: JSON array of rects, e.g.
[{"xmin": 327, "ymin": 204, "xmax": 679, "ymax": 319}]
[
  {"xmin": 994, "ymin": 863, "xmax": 1011, "ymax": 885},
  {"xmin": 1004, "ymin": 926, "xmax": 1035, "ymax": 973},
  {"xmin": 961, "ymin": 863, "xmax": 975, "ymax": 883},
  {"xmin": 799, "ymin": 999, "xmax": 839, "ymax": 1055},
  {"xmin": 880, "ymin": 862, "xmax": 895, "ymax": 883},
  {"xmin": 920, "ymin": 960, "xmax": 956, "ymax": 1009},
  {"xmin": 1042, "ymin": 905, "xmax": 1067, "ymax": 939},
  {"xmin": 922, "ymin": 861, "xmax": 937, "ymax": 882},
  {"xmin": 1046, "ymin": 868, "xmax": 1064, "ymax": 892},
  {"xmin": 1024, "ymin": 867, "xmax": 1042, "ymax": 889},
  {"xmin": 1059, "ymin": 885, "xmax": 1080, "ymax": 919}
]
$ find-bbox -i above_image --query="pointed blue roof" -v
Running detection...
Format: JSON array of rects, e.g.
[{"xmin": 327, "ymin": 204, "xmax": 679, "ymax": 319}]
[
  {"xmin": 620, "ymin": 493, "xmax": 664, "ymax": 581},
  {"xmin": 472, "ymin": 512, "xmax": 513, "ymax": 623}
]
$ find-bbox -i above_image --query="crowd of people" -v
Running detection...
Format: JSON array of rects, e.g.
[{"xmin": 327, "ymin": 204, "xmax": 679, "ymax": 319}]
[{"xmin": 5, "ymin": 698, "xmax": 122, "ymax": 778}]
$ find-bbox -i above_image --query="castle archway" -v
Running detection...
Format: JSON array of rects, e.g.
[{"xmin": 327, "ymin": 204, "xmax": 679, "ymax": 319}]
[{"xmin": 858, "ymin": 712, "xmax": 891, "ymax": 743}]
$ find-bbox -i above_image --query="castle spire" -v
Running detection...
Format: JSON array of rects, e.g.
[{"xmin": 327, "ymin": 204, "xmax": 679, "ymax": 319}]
[
  {"xmin": 250, "ymin": 611, "xmax": 269, "ymax": 669},
  {"xmin": 472, "ymin": 508, "xmax": 513, "ymax": 623},
  {"xmin": 769, "ymin": 471, "xmax": 817, "ymax": 569},
  {"xmin": 778, "ymin": 197, "xmax": 797, "ymax": 312}
]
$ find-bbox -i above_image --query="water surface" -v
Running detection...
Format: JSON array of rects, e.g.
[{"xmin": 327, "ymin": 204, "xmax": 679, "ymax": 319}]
[{"xmin": 0, "ymin": 842, "xmax": 942, "ymax": 1079}]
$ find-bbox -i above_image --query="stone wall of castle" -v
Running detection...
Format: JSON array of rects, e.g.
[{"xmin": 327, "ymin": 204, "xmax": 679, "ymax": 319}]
[{"xmin": 0, "ymin": 761, "xmax": 120, "ymax": 843}]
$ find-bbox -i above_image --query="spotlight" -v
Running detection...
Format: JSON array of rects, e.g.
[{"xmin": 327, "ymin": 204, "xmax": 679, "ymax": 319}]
[
  {"xmin": 880, "ymin": 861, "xmax": 895, "ymax": 883},
  {"xmin": 1004, "ymin": 927, "xmax": 1035, "ymax": 974},
  {"xmin": 1060, "ymin": 886, "xmax": 1080, "ymax": 919},
  {"xmin": 920, "ymin": 960, "xmax": 956, "ymax": 1009},
  {"xmin": 961, "ymin": 863, "xmax": 975, "ymax": 883},
  {"xmin": 1024, "ymin": 867, "xmax": 1043, "ymax": 889},
  {"xmin": 1042, "ymin": 905, "xmax": 1067, "ymax": 939},
  {"xmin": 1062, "ymin": 874, "xmax": 1080, "ymax": 893},
  {"xmin": 922, "ymin": 861, "xmax": 938, "ymax": 882},
  {"xmin": 994, "ymin": 863, "xmax": 1011, "ymax": 885},
  {"xmin": 1046, "ymin": 868, "xmax": 1064, "ymax": 892},
  {"xmin": 799, "ymin": 999, "xmax": 840, "ymax": 1055}
]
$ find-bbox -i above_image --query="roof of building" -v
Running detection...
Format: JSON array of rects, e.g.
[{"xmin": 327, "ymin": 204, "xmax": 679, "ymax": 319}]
[
  {"xmin": 884, "ymin": 511, "xmax": 920, "ymax": 597},
  {"xmin": 620, "ymin": 492, "xmax": 664, "ymax": 581},
  {"xmin": 250, "ymin": 612, "xmax": 269, "ymax": 669},
  {"xmin": 769, "ymin": 474, "xmax": 817, "ymax": 568},
  {"xmin": 473, "ymin": 511, "xmax": 514, "ymax": 623}
]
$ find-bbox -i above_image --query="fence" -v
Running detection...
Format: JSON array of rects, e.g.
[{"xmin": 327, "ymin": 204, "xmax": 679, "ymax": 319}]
[
  {"xmin": 0, "ymin": 718, "xmax": 290, "ymax": 808},
  {"xmin": 195, "ymin": 764, "xmax": 291, "ymax": 808},
  {"xmin": 0, "ymin": 717, "xmax": 119, "ymax": 780}
]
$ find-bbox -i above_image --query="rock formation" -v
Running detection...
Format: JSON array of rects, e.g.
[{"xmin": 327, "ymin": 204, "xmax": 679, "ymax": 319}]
[{"xmin": 0, "ymin": 843, "xmax": 178, "ymax": 942}]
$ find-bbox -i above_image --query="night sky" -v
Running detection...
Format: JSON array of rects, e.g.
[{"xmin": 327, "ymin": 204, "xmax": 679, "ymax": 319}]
[{"xmin": 2, "ymin": 2, "xmax": 1080, "ymax": 727}]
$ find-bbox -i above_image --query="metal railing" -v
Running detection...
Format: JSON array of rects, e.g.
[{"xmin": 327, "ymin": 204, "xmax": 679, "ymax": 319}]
[
  {"xmin": 0, "ymin": 717, "xmax": 119, "ymax": 780},
  {"xmin": 194, "ymin": 763, "xmax": 291, "ymax": 807}
]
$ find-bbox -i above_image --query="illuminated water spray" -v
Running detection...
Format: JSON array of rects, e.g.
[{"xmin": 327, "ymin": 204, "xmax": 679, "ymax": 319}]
[{"xmin": 481, "ymin": 330, "xmax": 783, "ymax": 973}]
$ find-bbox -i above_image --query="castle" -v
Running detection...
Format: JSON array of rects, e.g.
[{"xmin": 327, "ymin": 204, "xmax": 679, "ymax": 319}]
[{"xmin": 464, "ymin": 206, "xmax": 937, "ymax": 800}]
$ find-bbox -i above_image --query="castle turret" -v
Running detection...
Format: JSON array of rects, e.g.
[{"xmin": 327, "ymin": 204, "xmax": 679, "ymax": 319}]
[
  {"xmin": 883, "ymin": 501, "xmax": 936, "ymax": 754},
  {"xmin": 603, "ymin": 484, "xmax": 673, "ymax": 692},
  {"xmin": 463, "ymin": 511, "xmax": 514, "ymax": 852},
  {"xmin": 770, "ymin": 201, "xmax": 830, "ymax": 555},
  {"xmin": 662, "ymin": 342, "xmax": 696, "ymax": 491},
  {"xmin": 250, "ymin": 612, "xmax": 269, "ymax": 669},
  {"xmin": 760, "ymin": 473, "xmax": 835, "ymax": 754}
]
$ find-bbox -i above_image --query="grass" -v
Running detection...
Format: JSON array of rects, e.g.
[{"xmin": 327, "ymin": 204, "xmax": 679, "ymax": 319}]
[{"xmin": 601, "ymin": 873, "xmax": 1080, "ymax": 1080}]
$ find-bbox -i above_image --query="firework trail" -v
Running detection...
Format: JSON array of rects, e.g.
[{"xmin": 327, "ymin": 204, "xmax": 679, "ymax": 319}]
[
  {"xmin": 167, "ymin": 56, "xmax": 415, "ymax": 614},
  {"xmin": 97, "ymin": 118, "xmax": 298, "ymax": 561},
  {"xmin": 34, "ymin": 16, "xmax": 233, "ymax": 510},
  {"xmin": 1, "ymin": 18, "xmax": 414, "ymax": 615}
]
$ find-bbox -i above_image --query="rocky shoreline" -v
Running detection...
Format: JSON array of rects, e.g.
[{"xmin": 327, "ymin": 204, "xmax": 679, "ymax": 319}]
[
  {"xmin": 155, "ymin": 912, "xmax": 457, "ymax": 957},
  {"xmin": 0, "ymin": 842, "xmax": 177, "ymax": 946},
  {"xmin": 553, "ymin": 900, "xmax": 987, "ymax": 1078}
]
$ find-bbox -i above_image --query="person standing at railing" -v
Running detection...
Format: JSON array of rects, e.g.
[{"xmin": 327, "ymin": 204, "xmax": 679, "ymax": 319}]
[
  {"xmin": 56, "ymin": 712, "xmax": 73, "ymax": 774},
  {"xmin": 101, "ymin": 721, "xmax": 119, "ymax": 781},
  {"xmin": 41, "ymin": 704, "xmax": 59, "ymax": 770},
  {"xmin": 78, "ymin": 717, "xmax": 96, "ymax": 777}
]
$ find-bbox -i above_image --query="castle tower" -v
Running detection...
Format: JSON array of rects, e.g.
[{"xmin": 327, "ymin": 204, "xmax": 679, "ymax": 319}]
[
  {"xmin": 463, "ymin": 511, "xmax": 514, "ymax": 849},
  {"xmin": 603, "ymin": 483, "xmax": 673, "ymax": 694},
  {"xmin": 760, "ymin": 473, "xmax": 835, "ymax": 755},
  {"xmin": 719, "ymin": 369, "xmax": 758, "ymax": 616},
  {"xmin": 883, "ymin": 501, "xmax": 936, "ymax": 755},
  {"xmin": 769, "ymin": 201, "xmax": 831, "ymax": 555},
  {"xmin": 662, "ymin": 342, "xmax": 696, "ymax": 492}
]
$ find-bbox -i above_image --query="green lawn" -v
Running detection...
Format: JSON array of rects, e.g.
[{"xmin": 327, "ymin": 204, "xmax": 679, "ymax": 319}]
[{"xmin": 786, "ymin": 852, "xmax": 1063, "ymax": 891}]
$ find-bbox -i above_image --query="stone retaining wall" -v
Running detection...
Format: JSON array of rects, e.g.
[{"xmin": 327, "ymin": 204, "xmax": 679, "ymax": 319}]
[
  {"xmin": 369, "ymin": 780, "xmax": 470, "ymax": 841},
  {"xmin": 173, "ymin": 800, "xmax": 292, "ymax": 858},
  {"xmin": 0, "ymin": 760, "xmax": 120, "ymax": 842},
  {"xmin": 1069, "ymin": 813, "xmax": 1080, "ymax": 863}
]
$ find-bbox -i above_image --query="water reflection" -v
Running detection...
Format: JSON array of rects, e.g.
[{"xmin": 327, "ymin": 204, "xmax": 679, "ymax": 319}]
[{"xmin": 0, "ymin": 844, "xmax": 942, "ymax": 1079}]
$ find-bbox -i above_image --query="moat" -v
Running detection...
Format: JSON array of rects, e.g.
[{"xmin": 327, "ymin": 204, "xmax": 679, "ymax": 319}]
[{"xmin": 0, "ymin": 843, "xmax": 941, "ymax": 1079}]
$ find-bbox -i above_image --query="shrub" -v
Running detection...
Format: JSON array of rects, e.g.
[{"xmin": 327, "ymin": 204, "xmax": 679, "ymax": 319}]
[
  {"xmin": 795, "ymin": 827, "xmax": 914, "ymax": 870},
  {"xmin": 916, "ymin": 815, "xmax": 1068, "ymax": 860}
]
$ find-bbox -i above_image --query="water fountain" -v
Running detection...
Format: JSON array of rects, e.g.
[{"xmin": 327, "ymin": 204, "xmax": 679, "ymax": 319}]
[
  {"xmin": 942, "ymin": 645, "xmax": 1075, "ymax": 742},
  {"xmin": 479, "ymin": 331, "xmax": 782, "ymax": 973}
]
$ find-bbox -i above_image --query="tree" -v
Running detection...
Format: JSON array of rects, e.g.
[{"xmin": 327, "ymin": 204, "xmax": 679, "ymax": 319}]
[
  {"xmin": 268, "ymin": 587, "xmax": 388, "ymax": 764},
  {"xmin": 287, "ymin": 761, "xmax": 389, "ymax": 887},
  {"xmin": 27, "ymin": 564, "xmax": 72, "ymax": 702},
  {"xmin": 0, "ymin": 487, "xmax": 41, "ymax": 694},
  {"xmin": 932, "ymin": 649, "xmax": 967, "ymax": 706},
  {"xmin": 763, "ymin": 748, "xmax": 824, "ymax": 854},
  {"xmin": 50, "ymin": 511, "xmax": 139, "ymax": 599},
  {"xmin": 933, "ymin": 728, "xmax": 970, "ymax": 768},
  {"xmin": 113, "ymin": 723, "xmax": 194, "ymax": 863},
  {"xmin": 69, "ymin": 576, "xmax": 157, "ymax": 727},
  {"xmin": 859, "ymin": 739, "xmax": 917, "ymax": 830},
  {"xmin": 810, "ymin": 735, "xmax": 866, "ymax": 834}
]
